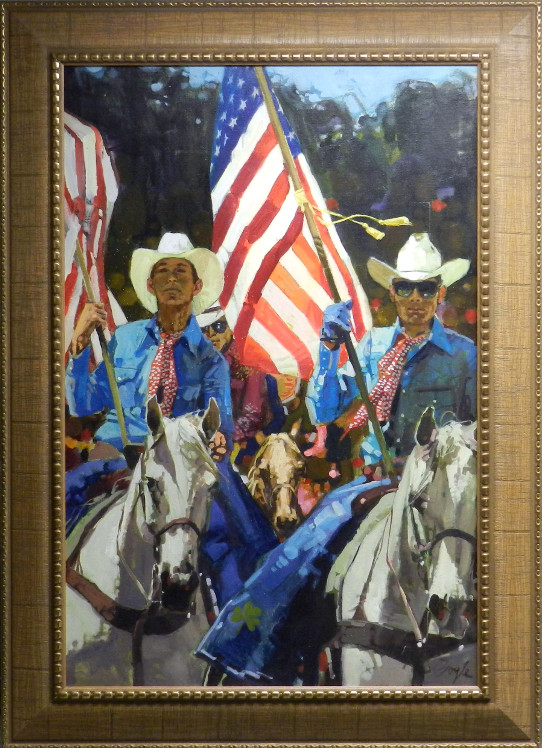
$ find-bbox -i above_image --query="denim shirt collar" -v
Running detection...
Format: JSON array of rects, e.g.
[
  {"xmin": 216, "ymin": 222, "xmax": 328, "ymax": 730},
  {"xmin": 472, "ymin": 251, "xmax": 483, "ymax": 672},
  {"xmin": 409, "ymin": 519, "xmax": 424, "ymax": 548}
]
[
  {"xmin": 144, "ymin": 313, "xmax": 204, "ymax": 356},
  {"xmin": 391, "ymin": 315, "xmax": 453, "ymax": 355}
]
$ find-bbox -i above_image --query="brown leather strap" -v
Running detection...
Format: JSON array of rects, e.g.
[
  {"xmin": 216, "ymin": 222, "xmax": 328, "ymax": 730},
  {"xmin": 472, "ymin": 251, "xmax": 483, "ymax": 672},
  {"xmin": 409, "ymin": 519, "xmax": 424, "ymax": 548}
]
[
  {"xmin": 66, "ymin": 564, "xmax": 145, "ymax": 633},
  {"xmin": 335, "ymin": 619, "xmax": 465, "ymax": 666},
  {"xmin": 154, "ymin": 516, "xmax": 201, "ymax": 539}
]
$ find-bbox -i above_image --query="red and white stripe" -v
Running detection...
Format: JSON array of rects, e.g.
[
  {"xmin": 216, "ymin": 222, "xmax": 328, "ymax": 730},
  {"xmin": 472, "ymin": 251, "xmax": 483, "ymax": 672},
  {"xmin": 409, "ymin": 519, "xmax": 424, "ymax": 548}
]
[
  {"xmin": 212, "ymin": 99, "xmax": 371, "ymax": 380},
  {"xmin": 64, "ymin": 111, "xmax": 126, "ymax": 364}
]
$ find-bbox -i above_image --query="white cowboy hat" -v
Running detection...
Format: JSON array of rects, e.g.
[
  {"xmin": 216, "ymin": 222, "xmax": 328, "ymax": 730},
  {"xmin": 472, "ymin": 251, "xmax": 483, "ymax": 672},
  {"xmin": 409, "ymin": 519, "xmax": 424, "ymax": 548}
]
[
  {"xmin": 196, "ymin": 304, "xmax": 226, "ymax": 328},
  {"xmin": 130, "ymin": 232, "xmax": 224, "ymax": 315},
  {"xmin": 367, "ymin": 232, "xmax": 470, "ymax": 289}
]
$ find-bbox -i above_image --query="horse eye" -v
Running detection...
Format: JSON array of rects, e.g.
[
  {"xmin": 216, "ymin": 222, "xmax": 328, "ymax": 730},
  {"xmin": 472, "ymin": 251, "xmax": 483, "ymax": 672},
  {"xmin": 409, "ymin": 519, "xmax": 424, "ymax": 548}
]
[
  {"xmin": 147, "ymin": 477, "xmax": 162, "ymax": 505},
  {"xmin": 258, "ymin": 466, "xmax": 270, "ymax": 480}
]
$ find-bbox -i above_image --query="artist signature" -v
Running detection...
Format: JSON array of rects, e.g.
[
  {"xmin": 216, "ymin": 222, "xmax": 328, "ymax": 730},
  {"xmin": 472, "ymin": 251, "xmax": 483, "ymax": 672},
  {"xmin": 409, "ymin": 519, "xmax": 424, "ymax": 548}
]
[{"xmin": 425, "ymin": 658, "xmax": 474, "ymax": 685}]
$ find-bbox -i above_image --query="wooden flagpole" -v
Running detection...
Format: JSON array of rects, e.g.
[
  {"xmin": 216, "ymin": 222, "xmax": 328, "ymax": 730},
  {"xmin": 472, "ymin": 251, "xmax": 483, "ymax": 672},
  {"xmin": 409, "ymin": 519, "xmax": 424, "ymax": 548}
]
[
  {"xmin": 74, "ymin": 240, "xmax": 131, "ymax": 451},
  {"xmin": 254, "ymin": 66, "xmax": 395, "ymax": 477}
]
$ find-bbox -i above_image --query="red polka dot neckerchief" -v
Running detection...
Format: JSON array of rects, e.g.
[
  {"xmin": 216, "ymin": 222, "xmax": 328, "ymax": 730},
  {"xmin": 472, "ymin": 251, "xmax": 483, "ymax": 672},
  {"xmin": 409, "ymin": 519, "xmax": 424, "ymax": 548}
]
[
  {"xmin": 148, "ymin": 329, "xmax": 184, "ymax": 417},
  {"xmin": 342, "ymin": 332, "xmax": 428, "ymax": 435}
]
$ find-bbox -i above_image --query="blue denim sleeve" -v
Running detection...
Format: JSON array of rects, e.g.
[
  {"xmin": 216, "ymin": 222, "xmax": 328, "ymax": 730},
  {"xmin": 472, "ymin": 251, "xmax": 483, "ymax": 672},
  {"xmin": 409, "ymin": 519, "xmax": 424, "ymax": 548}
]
[
  {"xmin": 65, "ymin": 344, "xmax": 113, "ymax": 416},
  {"xmin": 306, "ymin": 337, "xmax": 368, "ymax": 425},
  {"xmin": 202, "ymin": 353, "xmax": 235, "ymax": 450}
]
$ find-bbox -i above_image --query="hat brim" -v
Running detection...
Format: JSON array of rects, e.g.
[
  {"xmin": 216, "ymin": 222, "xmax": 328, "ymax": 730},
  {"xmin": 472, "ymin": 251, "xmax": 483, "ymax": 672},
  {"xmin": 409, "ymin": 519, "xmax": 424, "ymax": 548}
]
[
  {"xmin": 196, "ymin": 306, "xmax": 226, "ymax": 327},
  {"xmin": 367, "ymin": 256, "xmax": 470, "ymax": 289},
  {"xmin": 130, "ymin": 247, "xmax": 224, "ymax": 315}
]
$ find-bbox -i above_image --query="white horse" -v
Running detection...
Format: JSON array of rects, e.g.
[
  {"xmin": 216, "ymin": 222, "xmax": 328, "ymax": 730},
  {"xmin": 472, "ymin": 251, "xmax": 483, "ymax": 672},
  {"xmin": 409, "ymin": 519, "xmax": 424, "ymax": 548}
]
[
  {"xmin": 326, "ymin": 415, "xmax": 477, "ymax": 687},
  {"xmin": 65, "ymin": 397, "xmax": 221, "ymax": 687}
]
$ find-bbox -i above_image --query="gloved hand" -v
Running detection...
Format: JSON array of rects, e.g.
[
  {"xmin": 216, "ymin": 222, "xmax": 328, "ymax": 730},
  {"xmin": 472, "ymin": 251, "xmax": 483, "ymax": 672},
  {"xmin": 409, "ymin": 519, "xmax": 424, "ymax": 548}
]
[{"xmin": 320, "ymin": 300, "xmax": 352, "ymax": 344}]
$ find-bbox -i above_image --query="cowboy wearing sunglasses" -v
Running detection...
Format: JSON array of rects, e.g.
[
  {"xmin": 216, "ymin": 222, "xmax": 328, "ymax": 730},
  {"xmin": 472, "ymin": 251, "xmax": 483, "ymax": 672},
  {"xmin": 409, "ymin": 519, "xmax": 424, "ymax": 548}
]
[
  {"xmin": 306, "ymin": 232, "xmax": 476, "ymax": 468},
  {"xmin": 197, "ymin": 305, "xmax": 285, "ymax": 470}
]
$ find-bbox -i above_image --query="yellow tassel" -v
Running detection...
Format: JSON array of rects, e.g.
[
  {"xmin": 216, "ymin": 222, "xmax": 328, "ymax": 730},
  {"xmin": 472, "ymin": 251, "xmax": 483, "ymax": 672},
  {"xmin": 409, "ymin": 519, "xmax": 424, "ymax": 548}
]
[
  {"xmin": 309, "ymin": 203, "xmax": 410, "ymax": 239},
  {"xmin": 359, "ymin": 222, "xmax": 385, "ymax": 241},
  {"xmin": 318, "ymin": 210, "xmax": 351, "ymax": 225},
  {"xmin": 375, "ymin": 216, "xmax": 412, "ymax": 227}
]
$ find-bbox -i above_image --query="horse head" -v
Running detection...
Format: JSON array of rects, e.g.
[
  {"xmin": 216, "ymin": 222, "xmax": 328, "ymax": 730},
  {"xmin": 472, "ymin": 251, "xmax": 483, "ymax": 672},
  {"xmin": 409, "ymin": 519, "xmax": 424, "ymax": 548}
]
[
  {"xmin": 405, "ymin": 412, "xmax": 478, "ymax": 639},
  {"xmin": 330, "ymin": 413, "xmax": 477, "ymax": 686},
  {"xmin": 118, "ymin": 397, "xmax": 220, "ymax": 615},
  {"xmin": 247, "ymin": 429, "xmax": 306, "ymax": 539}
]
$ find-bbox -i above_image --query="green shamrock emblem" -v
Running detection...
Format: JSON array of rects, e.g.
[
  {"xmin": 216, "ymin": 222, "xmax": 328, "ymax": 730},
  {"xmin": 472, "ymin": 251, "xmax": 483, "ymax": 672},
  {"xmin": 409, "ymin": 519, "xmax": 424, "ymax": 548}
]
[{"xmin": 230, "ymin": 601, "xmax": 261, "ymax": 632}]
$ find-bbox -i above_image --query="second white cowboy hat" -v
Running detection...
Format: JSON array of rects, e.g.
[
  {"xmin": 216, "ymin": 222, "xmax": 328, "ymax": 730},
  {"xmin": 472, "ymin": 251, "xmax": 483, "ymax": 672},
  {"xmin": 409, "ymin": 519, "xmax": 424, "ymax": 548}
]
[
  {"xmin": 130, "ymin": 232, "xmax": 224, "ymax": 315},
  {"xmin": 195, "ymin": 304, "xmax": 226, "ymax": 328},
  {"xmin": 367, "ymin": 232, "xmax": 470, "ymax": 289}
]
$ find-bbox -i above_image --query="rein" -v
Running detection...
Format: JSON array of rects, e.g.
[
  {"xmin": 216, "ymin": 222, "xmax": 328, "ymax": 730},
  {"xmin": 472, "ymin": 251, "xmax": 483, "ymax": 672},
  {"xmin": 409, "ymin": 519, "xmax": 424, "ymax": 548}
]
[
  {"xmin": 66, "ymin": 488, "xmax": 149, "ymax": 632},
  {"xmin": 335, "ymin": 619, "xmax": 466, "ymax": 672},
  {"xmin": 66, "ymin": 564, "xmax": 145, "ymax": 633},
  {"xmin": 417, "ymin": 528, "xmax": 476, "ymax": 553},
  {"xmin": 67, "ymin": 470, "xmax": 202, "ymax": 634},
  {"xmin": 378, "ymin": 445, "xmax": 477, "ymax": 663}
]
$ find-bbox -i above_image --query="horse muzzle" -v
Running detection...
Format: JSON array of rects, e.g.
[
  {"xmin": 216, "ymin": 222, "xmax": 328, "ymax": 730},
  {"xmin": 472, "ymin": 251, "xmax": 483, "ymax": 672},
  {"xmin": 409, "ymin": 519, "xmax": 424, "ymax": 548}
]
[
  {"xmin": 273, "ymin": 508, "xmax": 301, "ymax": 539},
  {"xmin": 160, "ymin": 564, "xmax": 200, "ymax": 612},
  {"xmin": 272, "ymin": 484, "xmax": 302, "ymax": 539}
]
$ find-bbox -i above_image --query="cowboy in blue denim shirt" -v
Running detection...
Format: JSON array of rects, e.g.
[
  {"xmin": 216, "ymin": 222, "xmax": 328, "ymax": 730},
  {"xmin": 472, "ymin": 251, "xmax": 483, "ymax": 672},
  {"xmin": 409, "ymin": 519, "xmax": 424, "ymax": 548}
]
[
  {"xmin": 66, "ymin": 233, "xmax": 233, "ymax": 451},
  {"xmin": 306, "ymin": 233, "xmax": 477, "ymax": 465},
  {"xmin": 66, "ymin": 233, "xmax": 277, "ymax": 608}
]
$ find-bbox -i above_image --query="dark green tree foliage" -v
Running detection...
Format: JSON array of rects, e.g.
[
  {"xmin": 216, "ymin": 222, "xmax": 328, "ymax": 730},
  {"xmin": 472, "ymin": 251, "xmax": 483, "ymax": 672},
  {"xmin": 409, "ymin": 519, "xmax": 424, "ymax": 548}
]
[
  {"xmin": 379, "ymin": 76, "xmax": 477, "ymax": 268},
  {"xmin": 64, "ymin": 66, "xmax": 476, "ymax": 333}
]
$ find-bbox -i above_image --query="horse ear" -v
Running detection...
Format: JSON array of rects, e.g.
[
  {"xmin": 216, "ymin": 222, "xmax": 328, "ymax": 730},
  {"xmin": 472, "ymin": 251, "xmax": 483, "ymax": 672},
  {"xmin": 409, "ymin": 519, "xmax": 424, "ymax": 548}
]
[
  {"xmin": 202, "ymin": 397, "xmax": 221, "ymax": 441},
  {"xmin": 416, "ymin": 406, "xmax": 436, "ymax": 446},
  {"xmin": 146, "ymin": 396, "xmax": 164, "ymax": 436},
  {"xmin": 466, "ymin": 421, "xmax": 477, "ymax": 451}
]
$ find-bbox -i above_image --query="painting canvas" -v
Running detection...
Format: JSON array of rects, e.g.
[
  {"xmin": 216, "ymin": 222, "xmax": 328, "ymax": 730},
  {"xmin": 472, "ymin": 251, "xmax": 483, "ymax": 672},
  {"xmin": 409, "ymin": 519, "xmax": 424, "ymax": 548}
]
[{"xmin": 63, "ymin": 62, "xmax": 478, "ymax": 690}]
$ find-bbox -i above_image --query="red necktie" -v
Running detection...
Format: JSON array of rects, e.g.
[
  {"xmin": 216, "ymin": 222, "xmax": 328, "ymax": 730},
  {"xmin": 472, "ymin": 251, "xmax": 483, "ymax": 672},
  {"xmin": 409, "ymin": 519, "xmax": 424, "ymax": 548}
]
[
  {"xmin": 343, "ymin": 332, "xmax": 427, "ymax": 435},
  {"xmin": 148, "ymin": 330, "xmax": 183, "ymax": 416}
]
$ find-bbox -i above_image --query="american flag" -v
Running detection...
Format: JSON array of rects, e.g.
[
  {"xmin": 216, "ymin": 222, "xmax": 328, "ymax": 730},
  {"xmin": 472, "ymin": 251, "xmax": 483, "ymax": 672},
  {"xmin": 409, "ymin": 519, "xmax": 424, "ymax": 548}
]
[
  {"xmin": 210, "ymin": 67, "xmax": 372, "ymax": 380},
  {"xmin": 64, "ymin": 112, "xmax": 126, "ymax": 364}
]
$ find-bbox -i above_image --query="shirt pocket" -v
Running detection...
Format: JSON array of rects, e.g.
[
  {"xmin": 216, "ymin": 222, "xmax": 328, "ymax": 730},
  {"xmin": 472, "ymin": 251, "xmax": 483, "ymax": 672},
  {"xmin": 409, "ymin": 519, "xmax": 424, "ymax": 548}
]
[
  {"xmin": 114, "ymin": 365, "xmax": 140, "ymax": 402},
  {"xmin": 412, "ymin": 384, "xmax": 456, "ymax": 416}
]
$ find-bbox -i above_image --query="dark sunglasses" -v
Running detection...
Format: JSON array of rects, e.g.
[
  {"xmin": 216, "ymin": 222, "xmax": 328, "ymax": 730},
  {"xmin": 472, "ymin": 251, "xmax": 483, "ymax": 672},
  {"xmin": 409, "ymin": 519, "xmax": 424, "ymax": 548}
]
[
  {"xmin": 392, "ymin": 279, "xmax": 441, "ymax": 299},
  {"xmin": 201, "ymin": 319, "xmax": 228, "ymax": 334}
]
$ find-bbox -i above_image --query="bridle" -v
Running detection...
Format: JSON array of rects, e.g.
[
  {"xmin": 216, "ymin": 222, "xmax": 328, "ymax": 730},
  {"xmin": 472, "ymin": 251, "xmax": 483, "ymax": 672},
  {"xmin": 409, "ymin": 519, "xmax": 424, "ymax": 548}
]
[
  {"xmin": 129, "ymin": 463, "xmax": 212, "ymax": 685},
  {"xmin": 67, "ymin": 412, "xmax": 221, "ymax": 686},
  {"xmin": 250, "ymin": 434, "xmax": 304, "ymax": 511},
  {"xmin": 66, "ymin": 462, "xmax": 207, "ymax": 687},
  {"xmin": 403, "ymin": 440, "xmax": 477, "ymax": 656},
  {"xmin": 154, "ymin": 516, "xmax": 201, "ymax": 539},
  {"xmin": 407, "ymin": 439, "xmax": 477, "ymax": 562},
  {"xmin": 131, "ymin": 464, "xmax": 202, "ymax": 599},
  {"xmin": 67, "ymin": 460, "xmax": 204, "ymax": 632},
  {"xmin": 270, "ymin": 481, "xmax": 298, "ymax": 502}
]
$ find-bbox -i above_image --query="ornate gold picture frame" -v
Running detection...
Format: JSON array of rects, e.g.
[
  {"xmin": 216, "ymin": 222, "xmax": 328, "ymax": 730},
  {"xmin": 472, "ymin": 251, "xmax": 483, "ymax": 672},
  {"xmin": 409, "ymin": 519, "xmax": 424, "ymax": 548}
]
[{"xmin": 1, "ymin": 1, "xmax": 540, "ymax": 745}]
